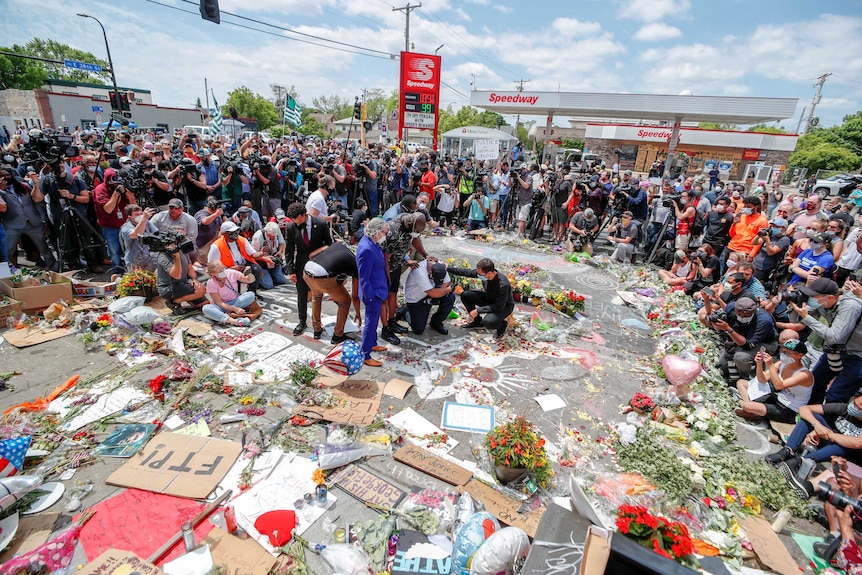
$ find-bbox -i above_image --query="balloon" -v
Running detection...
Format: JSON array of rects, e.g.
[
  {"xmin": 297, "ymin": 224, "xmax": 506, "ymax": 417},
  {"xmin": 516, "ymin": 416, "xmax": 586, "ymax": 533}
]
[
  {"xmin": 469, "ymin": 527, "xmax": 530, "ymax": 575},
  {"xmin": 450, "ymin": 512, "xmax": 499, "ymax": 575},
  {"xmin": 0, "ymin": 475, "xmax": 43, "ymax": 512},
  {"xmin": 323, "ymin": 340, "xmax": 364, "ymax": 376},
  {"xmin": 661, "ymin": 354, "xmax": 704, "ymax": 389}
]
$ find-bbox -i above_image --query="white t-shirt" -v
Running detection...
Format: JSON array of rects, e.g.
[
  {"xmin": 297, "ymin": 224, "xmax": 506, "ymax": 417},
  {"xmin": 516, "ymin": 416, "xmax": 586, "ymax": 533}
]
[
  {"xmin": 306, "ymin": 190, "xmax": 328, "ymax": 218},
  {"xmin": 403, "ymin": 266, "xmax": 450, "ymax": 304},
  {"xmin": 437, "ymin": 188, "xmax": 457, "ymax": 213}
]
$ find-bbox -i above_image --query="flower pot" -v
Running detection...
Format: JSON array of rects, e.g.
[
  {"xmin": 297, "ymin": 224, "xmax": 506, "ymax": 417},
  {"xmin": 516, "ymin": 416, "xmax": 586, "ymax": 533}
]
[
  {"xmin": 129, "ymin": 286, "xmax": 155, "ymax": 302},
  {"xmin": 513, "ymin": 292, "xmax": 521, "ymax": 302},
  {"xmin": 495, "ymin": 464, "xmax": 529, "ymax": 484},
  {"xmin": 631, "ymin": 407, "xmax": 646, "ymax": 415}
]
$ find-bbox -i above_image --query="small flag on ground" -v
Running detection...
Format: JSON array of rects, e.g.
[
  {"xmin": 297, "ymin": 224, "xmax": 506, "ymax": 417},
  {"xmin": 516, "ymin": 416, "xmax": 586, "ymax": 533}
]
[
  {"xmin": 211, "ymin": 92, "xmax": 223, "ymax": 134},
  {"xmin": 284, "ymin": 95, "xmax": 303, "ymax": 128},
  {"xmin": 0, "ymin": 436, "xmax": 31, "ymax": 477}
]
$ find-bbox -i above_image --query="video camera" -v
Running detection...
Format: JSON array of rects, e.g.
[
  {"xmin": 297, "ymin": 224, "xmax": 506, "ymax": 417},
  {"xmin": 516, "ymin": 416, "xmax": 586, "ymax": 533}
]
[
  {"xmin": 817, "ymin": 482, "xmax": 862, "ymax": 515},
  {"xmin": 20, "ymin": 132, "xmax": 78, "ymax": 168},
  {"xmin": 117, "ymin": 163, "xmax": 151, "ymax": 194},
  {"xmin": 705, "ymin": 309, "xmax": 726, "ymax": 324},
  {"xmin": 139, "ymin": 230, "xmax": 194, "ymax": 255},
  {"xmin": 207, "ymin": 198, "xmax": 232, "ymax": 210},
  {"xmin": 662, "ymin": 194, "xmax": 682, "ymax": 208}
]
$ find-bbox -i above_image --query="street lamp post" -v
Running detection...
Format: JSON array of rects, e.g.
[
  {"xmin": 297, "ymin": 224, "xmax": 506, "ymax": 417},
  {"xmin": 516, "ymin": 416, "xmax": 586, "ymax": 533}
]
[{"xmin": 77, "ymin": 13, "xmax": 121, "ymax": 135}]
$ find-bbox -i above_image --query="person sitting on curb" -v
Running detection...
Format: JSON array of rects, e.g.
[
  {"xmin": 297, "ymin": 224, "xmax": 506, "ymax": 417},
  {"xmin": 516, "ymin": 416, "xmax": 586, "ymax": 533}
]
[
  {"xmin": 447, "ymin": 258, "xmax": 514, "ymax": 338},
  {"xmin": 734, "ymin": 338, "xmax": 813, "ymax": 424},
  {"xmin": 201, "ymin": 260, "xmax": 255, "ymax": 327}
]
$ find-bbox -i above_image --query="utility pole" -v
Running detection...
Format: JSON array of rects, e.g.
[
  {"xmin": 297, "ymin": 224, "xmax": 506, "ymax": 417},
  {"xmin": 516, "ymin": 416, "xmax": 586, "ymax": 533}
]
[
  {"xmin": 513, "ymin": 79, "xmax": 529, "ymax": 160},
  {"xmin": 802, "ymin": 73, "xmax": 831, "ymax": 135},
  {"xmin": 794, "ymin": 105, "xmax": 807, "ymax": 135},
  {"xmin": 394, "ymin": 3, "xmax": 421, "ymax": 147}
]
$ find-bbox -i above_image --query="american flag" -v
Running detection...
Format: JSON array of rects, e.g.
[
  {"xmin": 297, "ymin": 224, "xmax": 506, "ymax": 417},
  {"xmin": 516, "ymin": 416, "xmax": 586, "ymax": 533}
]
[{"xmin": 0, "ymin": 436, "xmax": 31, "ymax": 477}]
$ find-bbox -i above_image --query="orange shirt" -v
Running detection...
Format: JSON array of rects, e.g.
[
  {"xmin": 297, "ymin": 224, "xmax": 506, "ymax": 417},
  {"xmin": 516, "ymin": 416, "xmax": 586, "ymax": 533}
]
[{"xmin": 728, "ymin": 212, "xmax": 768, "ymax": 256}]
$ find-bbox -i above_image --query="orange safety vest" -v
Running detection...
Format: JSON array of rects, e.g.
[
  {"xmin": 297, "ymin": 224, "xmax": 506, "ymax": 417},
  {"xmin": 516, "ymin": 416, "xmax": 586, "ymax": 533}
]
[{"xmin": 213, "ymin": 235, "xmax": 256, "ymax": 267}]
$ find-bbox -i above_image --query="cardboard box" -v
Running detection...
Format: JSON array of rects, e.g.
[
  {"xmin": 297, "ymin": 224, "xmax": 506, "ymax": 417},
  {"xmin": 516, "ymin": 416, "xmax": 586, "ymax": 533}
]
[
  {"xmin": 0, "ymin": 297, "xmax": 24, "ymax": 326},
  {"xmin": 581, "ymin": 526, "xmax": 611, "ymax": 575},
  {"xmin": 0, "ymin": 272, "xmax": 73, "ymax": 312},
  {"xmin": 69, "ymin": 276, "xmax": 119, "ymax": 298}
]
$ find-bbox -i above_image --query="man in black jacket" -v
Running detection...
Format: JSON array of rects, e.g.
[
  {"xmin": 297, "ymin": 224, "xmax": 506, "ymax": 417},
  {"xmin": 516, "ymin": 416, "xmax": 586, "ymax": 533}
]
[
  {"xmin": 448, "ymin": 258, "xmax": 515, "ymax": 337},
  {"xmin": 283, "ymin": 202, "xmax": 333, "ymax": 335}
]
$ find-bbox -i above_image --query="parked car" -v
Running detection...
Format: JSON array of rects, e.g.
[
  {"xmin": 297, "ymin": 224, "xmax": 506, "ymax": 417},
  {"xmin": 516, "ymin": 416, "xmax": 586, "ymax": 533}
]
[{"xmin": 812, "ymin": 173, "xmax": 862, "ymax": 197}]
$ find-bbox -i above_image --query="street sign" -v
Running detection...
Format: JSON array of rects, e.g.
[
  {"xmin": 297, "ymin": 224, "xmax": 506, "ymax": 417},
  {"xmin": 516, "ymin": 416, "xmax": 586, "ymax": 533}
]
[
  {"xmin": 64, "ymin": 59, "xmax": 103, "ymax": 73},
  {"xmin": 92, "ymin": 105, "xmax": 104, "ymax": 113}
]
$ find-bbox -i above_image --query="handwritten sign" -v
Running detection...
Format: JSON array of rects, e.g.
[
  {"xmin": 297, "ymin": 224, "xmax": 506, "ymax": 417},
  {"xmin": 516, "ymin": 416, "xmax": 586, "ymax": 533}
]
[
  {"xmin": 295, "ymin": 380, "xmax": 383, "ymax": 426},
  {"xmin": 394, "ymin": 444, "xmax": 473, "ymax": 486},
  {"xmin": 392, "ymin": 529, "xmax": 451, "ymax": 575},
  {"xmin": 738, "ymin": 515, "xmax": 799, "ymax": 575},
  {"xmin": 202, "ymin": 528, "xmax": 276, "ymax": 575},
  {"xmin": 457, "ymin": 479, "xmax": 544, "ymax": 538},
  {"xmin": 106, "ymin": 432, "xmax": 241, "ymax": 498},
  {"xmin": 78, "ymin": 549, "xmax": 164, "ymax": 575},
  {"xmin": 333, "ymin": 464, "xmax": 405, "ymax": 508},
  {"xmin": 522, "ymin": 501, "xmax": 592, "ymax": 575}
]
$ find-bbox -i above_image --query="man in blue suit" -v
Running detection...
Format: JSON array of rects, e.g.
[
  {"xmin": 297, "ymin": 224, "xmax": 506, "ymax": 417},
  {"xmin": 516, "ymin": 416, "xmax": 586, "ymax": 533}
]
[{"xmin": 356, "ymin": 217, "xmax": 390, "ymax": 367}]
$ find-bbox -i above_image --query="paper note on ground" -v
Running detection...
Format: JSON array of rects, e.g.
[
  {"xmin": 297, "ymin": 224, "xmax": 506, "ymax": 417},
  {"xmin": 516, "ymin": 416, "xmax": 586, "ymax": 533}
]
[
  {"xmin": 384, "ymin": 378, "xmax": 415, "ymax": 399},
  {"xmin": 163, "ymin": 545, "xmax": 214, "ymax": 575},
  {"xmin": 440, "ymin": 402, "xmax": 495, "ymax": 434},
  {"xmin": 534, "ymin": 394, "xmax": 567, "ymax": 411},
  {"xmin": 175, "ymin": 419, "xmax": 211, "ymax": 437},
  {"xmin": 389, "ymin": 407, "xmax": 459, "ymax": 454}
]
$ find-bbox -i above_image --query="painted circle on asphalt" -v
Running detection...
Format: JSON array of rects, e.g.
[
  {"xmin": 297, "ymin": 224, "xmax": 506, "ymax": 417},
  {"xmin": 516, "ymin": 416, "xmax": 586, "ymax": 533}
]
[{"xmin": 574, "ymin": 273, "xmax": 620, "ymax": 291}]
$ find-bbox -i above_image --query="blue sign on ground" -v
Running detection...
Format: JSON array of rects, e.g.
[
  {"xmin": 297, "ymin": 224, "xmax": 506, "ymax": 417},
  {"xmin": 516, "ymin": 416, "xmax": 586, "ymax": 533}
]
[
  {"xmin": 92, "ymin": 106, "xmax": 104, "ymax": 113},
  {"xmin": 64, "ymin": 59, "xmax": 103, "ymax": 73}
]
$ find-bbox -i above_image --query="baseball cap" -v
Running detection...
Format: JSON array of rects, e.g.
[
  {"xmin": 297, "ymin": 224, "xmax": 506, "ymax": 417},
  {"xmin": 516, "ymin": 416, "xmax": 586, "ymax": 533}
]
[
  {"xmin": 119, "ymin": 156, "xmax": 131, "ymax": 165},
  {"xmin": 431, "ymin": 263, "xmax": 447, "ymax": 287},
  {"xmin": 798, "ymin": 277, "xmax": 840, "ymax": 297},
  {"xmin": 781, "ymin": 339, "xmax": 808, "ymax": 355},
  {"xmin": 771, "ymin": 217, "xmax": 788, "ymax": 227},
  {"xmin": 167, "ymin": 198, "xmax": 184, "ymax": 208},
  {"xmin": 674, "ymin": 249, "xmax": 686, "ymax": 261},
  {"xmin": 104, "ymin": 168, "xmax": 117, "ymax": 182},
  {"xmin": 630, "ymin": 177, "xmax": 640, "ymax": 187},
  {"xmin": 590, "ymin": 174, "xmax": 600, "ymax": 182},
  {"xmin": 734, "ymin": 297, "xmax": 757, "ymax": 314},
  {"xmin": 623, "ymin": 170, "xmax": 633, "ymax": 176},
  {"xmin": 199, "ymin": 148, "xmax": 211, "ymax": 156},
  {"xmin": 807, "ymin": 230, "xmax": 827, "ymax": 243},
  {"xmin": 220, "ymin": 221, "xmax": 239, "ymax": 234},
  {"xmin": 237, "ymin": 206, "xmax": 252, "ymax": 214}
]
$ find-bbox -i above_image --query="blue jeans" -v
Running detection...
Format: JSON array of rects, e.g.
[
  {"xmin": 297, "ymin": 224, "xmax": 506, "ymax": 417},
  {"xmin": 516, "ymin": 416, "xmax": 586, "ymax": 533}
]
[
  {"xmin": 362, "ymin": 297, "xmax": 383, "ymax": 359},
  {"xmin": 406, "ymin": 292, "xmax": 456, "ymax": 334},
  {"xmin": 824, "ymin": 354, "xmax": 862, "ymax": 403},
  {"xmin": 0, "ymin": 223, "xmax": 6, "ymax": 263},
  {"xmin": 367, "ymin": 187, "xmax": 379, "ymax": 217},
  {"xmin": 786, "ymin": 413, "xmax": 847, "ymax": 463},
  {"xmin": 101, "ymin": 226, "xmax": 122, "ymax": 271},
  {"xmin": 202, "ymin": 291, "xmax": 256, "ymax": 323},
  {"xmin": 260, "ymin": 265, "xmax": 287, "ymax": 290},
  {"xmin": 498, "ymin": 195, "xmax": 510, "ymax": 227},
  {"xmin": 468, "ymin": 219, "xmax": 487, "ymax": 231}
]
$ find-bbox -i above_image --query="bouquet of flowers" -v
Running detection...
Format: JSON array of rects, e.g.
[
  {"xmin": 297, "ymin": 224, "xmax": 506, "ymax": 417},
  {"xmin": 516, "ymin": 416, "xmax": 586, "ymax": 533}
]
[
  {"xmin": 484, "ymin": 416, "xmax": 553, "ymax": 487},
  {"xmin": 116, "ymin": 269, "xmax": 157, "ymax": 298},
  {"xmin": 615, "ymin": 503, "xmax": 698, "ymax": 569},
  {"xmin": 630, "ymin": 392, "xmax": 656, "ymax": 413}
]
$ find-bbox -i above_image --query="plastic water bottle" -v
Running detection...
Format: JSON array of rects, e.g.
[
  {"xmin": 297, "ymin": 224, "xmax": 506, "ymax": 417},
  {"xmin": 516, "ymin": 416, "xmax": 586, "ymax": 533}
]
[{"xmin": 796, "ymin": 445, "xmax": 817, "ymax": 481}]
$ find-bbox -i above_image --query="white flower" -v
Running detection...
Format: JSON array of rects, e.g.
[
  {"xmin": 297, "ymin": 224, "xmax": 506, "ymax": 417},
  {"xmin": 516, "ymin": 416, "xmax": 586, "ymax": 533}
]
[
  {"xmin": 690, "ymin": 441, "xmax": 710, "ymax": 457},
  {"xmin": 532, "ymin": 289, "xmax": 547, "ymax": 299},
  {"xmin": 696, "ymin": 409, "xmax": 711, "ymax": 421},
  {"xmin": 695, "ymin": 420, "xmax": 709, "ymax": 431},
  {"xmin": 710, "ymin": 434, "xmax": 725, "ymax": 444}
]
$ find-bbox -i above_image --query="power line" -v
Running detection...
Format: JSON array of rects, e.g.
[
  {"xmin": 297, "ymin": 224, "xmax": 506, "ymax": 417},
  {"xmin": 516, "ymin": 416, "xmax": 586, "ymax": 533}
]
[
  {"xmin": 144, "ymin": 0, "xmax": 394, "ymax": 60},
  {"xmin": 173, "ymin": 0, "xmax": 395, "ymax": 57},
  {"xmin": 441, "ymin": 81, "xmax": 469, "ymax": 101}
]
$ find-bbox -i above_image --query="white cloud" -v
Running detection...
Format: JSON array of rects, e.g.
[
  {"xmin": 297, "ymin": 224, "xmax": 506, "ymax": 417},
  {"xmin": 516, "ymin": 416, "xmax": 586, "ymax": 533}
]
[
  {"xmin": 633, "ymin": 22, "xmax": 682, "ymax": 41},
  {"xmin": 493, "ymin": 5, "xmax": 514, "ymax": 13},
  {"xmin": 453, "ymin": 7, "xmax": 472, "ymax": 22},
  {"xmin": 551, "ymin": 18, "xmax": 603, "ymax": 37},
  {"xmin": 819, "ymin": 97, "xmax": 857, "ymax": 110},
  {"xmin": 466, "ymin": 0, "xmax": 490, "ymax": 4},
  {"xmin": 619, "ymin": 0, "xmax": 691, "ymax": 22}
]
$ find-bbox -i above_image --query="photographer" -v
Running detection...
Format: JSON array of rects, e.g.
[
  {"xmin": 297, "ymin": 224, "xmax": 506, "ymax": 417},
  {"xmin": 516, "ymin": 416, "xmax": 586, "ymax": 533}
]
[
  {"xmin": 463, "ymin": 186, "xmax": 490, "ymax": 232},
  {"xmin": 807, "ymin": 457, "xmax": 862, "ymax": 565},
  {"xmin": 221, "ymin": 158, "xmax": 247, "ymax": 214},
  {"xmin": 178, "ymin": 157, "xmax": 208, "ymax": 214},
  {"xmin": 711, "ymin": 296, "xmax": 779, "ymax": 384},
  {"xmin": 671, "ymin": 189, "xmax": 698, "ymax": 251},
  {"xmin": 196, "ymin": 148, "xmax": 222, "ymax": 199},
  {"xmin": 790, "ymin": 277, "xmax": 862, "ymax": 403},
  {"xmin": 567, "ymin": 207, "xmax": 599, "ymax": 254},
  {"xmin": 120, "ymin": 204, "xmax": 158, "ymax": 270},
  {"xmin": 251, "ymin": 156, "xmax": 280, "ymax": 220},
  {"xmin": 251, "ymin": 221, "xmax": 287, "ymax": 287},
  {"xmin": 551, "ymin": 171, "xmax": 574, "ymax": 244},
  {"xmin": 348, "ymin": 198, "xmax": 369, "ymax": 243},
  {"xmin": 40, "ymin": 163, "xmax": 101, "ymax": 272},
  {"xmin": 151, "ymin": 198, "xmax": 198, "ymax": 246},
  {"xmin": 142, "ymin": 158, "xmax": 171, "ymax": 209},
  {"xmin": 94, "ymin": 168, "xmax": 134, "ymax": 272},
  {"xmin": 456, "ymin": 158, "xmax": 476, "ymax": 222},
  {"xmin": 495, "ymin": 161, "xmax": 512, "ymax": 230},
  {"xmin": 360, "ymin": 151, "xmax": 379, "ymax": 217},
  {"xmin": 607, "ymin": 211, "xmax": 640, "ymax": 263},
  {"xmin": 194, "ymin": 196, "xmax": 225, "ymax": 262},
  {"xmin": 155, "ymin": 237, "xmax": 207, "ymax": 315},
  {"xmin": 683, "ymin": 244, "xmax": 720, "ymax": 295},
  {"xmin": 752, "ymin": 216, "xmax": 791, "ymax": 283},
  {"xmin": 0, "ymin": 168, "xmax": 56, "ymax": 270},
  {"xmin": 513, "ymin": 163, "xmax": 534, "ymax": 239}
]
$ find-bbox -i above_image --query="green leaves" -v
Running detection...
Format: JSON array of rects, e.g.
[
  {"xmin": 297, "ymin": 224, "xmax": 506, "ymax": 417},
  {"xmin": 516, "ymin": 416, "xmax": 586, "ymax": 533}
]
[{"xmin": 223, "ymin": 86, "xmax": 279, "ymax": 130}]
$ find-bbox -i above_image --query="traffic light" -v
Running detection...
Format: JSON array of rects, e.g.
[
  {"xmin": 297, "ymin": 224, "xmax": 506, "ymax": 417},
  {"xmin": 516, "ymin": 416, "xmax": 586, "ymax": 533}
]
[
  {"xmin": 361, "ymin": 103, "xmax": 367, "ymax": 122},
  {"xmin": 200, "ymin": 0, "xmax": 220, "ymax": 24},
  {"xmin": 353, "ymin": 101, "xmax": 362, "ymax": 120},
  {"xmin": 109, "ymin": 91, "xmax": 130, "ymax": 112}
]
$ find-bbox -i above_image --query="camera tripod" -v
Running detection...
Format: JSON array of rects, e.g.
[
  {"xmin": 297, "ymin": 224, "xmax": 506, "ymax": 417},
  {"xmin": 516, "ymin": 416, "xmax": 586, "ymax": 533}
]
[
  {"xmin": 645, "ymin": 211, "xmax": 677, "ymax": 266},
  {"xmin": 56, "ymin": 200, "xmax": 106, "ymax": 273}
]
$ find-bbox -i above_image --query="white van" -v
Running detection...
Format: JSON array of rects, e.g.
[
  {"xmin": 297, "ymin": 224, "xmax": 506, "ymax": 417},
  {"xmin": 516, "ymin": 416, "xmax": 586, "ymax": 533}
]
[{"xmin": 182, "ymin": 125, "xmax": 216, "ymax": 137}]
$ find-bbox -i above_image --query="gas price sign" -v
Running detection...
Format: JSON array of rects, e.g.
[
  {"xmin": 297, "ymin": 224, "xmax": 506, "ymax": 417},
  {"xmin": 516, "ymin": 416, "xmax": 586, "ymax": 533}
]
[{"xmin": 398, "ymin": 52, "xmax": 442, "ymax": 148}]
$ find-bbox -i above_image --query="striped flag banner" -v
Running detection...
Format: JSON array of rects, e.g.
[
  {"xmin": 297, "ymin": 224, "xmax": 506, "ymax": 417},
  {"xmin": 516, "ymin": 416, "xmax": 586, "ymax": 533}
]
[
  {"xmin": 211, "ymin": 92, "xmax": 223, "ymax": 134},
  {"xmin": 284, "ymin": 95, "xmax": 303, "ymax": 128}
]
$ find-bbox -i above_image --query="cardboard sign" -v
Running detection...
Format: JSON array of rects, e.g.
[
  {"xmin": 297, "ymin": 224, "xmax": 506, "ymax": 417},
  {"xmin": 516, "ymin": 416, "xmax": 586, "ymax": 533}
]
[
  {"xmin": 333, "ymin": 464, "xmax": 405, "ymax": 508},
  {"xmin": 106, "ymin": 432, "xmax": 241, "ymax": 498},
  {"xmin": 393, "ymin": 444, "xmax": 473, "ymax": 486},
  {"xmin": 295, "ymin": 380, "xmax": 383, "ymax": 426},
  {"xmin": 522, "ymin": 501, "xmax": 592, "ymax": 575},
  {"xmin": 384, "ymin": 378, "xmax": 415, "ymax": 399},
  {"xmin": 457, "ymin": 479, "xmax": 545, "ymax": 538},
  {"xmin": 391, "ymin": 529, "xmax": 451, "ymax": 575},
  {"xmin": 202, "ymin": 528, "xmax": 277, "ymax": 575},
  {"xmin": 738, "ymin": 515, "xmax": 800, "ymax": 575},
  {"xmin": 2, "ymin": 326, "xmax": 72, "ymax": 348},
  {"xmin": 0, "ymin": 512, "xmax": 59, "ymax": 564},
  {"xmin": 78, "ymin": 549, "xmax": 164, "ymax": 575}
]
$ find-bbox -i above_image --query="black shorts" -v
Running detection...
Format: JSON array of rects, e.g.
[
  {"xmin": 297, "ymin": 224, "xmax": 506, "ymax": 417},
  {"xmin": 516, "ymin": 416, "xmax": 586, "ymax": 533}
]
[
  {"xmin": 166, "ymin": 282, "xmax": 196, "ymax": 301},
  {"xmin": 388, "ymin": 266, "xmax": 403, "ymax": 294},
  {"xmin": 753, "ymin": 395, "xmax": 797, "ymax": 424}
]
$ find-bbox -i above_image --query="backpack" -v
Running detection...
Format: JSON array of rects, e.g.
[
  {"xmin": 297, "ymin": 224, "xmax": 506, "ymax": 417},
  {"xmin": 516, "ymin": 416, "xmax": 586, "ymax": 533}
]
[{"xmin": 689, "ymin": 199, "xmax": 705, "ymax": 236}]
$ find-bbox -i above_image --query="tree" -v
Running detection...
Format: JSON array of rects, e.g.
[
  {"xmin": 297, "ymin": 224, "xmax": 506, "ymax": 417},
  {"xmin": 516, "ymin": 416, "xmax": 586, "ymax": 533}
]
[
  {"xmin": 363, "ymin": 89, "xmax": 388, "ymax": 122},
  {"xmin": 194, "ymin": 97, "xmax": 203, "ymax": 109},
  {"xmin": 698, "ymin": 122, "xmax": 740, "ymax": 131},
  {"xmin": 788, "ymin": 134, "xmax": 859, "ymax": 173},
  {"xmin": 13, "ymin": 39, "xmax": 110, "ymax": 84},
  {"xmin": 270, "ymin": 84, "xmax": 299, "ymax": 113},
  {"xmin": 224, "ymin": 86, "xmax": 279, "ymax": 130},
  {"xmin": 561, "ymin": 138, "xmax": 585, "ymax": 150},
  {"xmin": 0, "ymin": 50, "xmax": 47, "ymax": 90},
  {"xmin": 312, "ymin": 94, "xmax": 352, "ymax": 119},
  {"xmin": 746, "ymin": 123, "xmax": 786, "ymax": 134}
]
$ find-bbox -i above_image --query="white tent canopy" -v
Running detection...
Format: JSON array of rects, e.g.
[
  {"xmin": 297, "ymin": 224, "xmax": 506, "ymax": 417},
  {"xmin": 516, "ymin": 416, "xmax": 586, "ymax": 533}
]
[{"xmin": 439, "ymin": 126, "xmax": 518, "ymax": 140}]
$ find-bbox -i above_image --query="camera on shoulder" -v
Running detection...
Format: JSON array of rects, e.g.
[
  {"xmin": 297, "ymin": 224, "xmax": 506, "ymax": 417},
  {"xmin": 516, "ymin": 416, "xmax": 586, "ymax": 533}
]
[{"xmin": 140, "ymin": 230, "xmax": 194, "ymax": 255}]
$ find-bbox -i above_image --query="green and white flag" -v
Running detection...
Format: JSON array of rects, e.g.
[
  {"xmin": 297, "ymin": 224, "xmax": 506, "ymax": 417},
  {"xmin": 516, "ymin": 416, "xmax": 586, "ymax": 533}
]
[
  {"xmin": 211, "ymin": 92, "xmax": 223, "ymax": 133},
  {"xmin": 283, "ymin": 95, "xmax": 302, "ymax": 128}
]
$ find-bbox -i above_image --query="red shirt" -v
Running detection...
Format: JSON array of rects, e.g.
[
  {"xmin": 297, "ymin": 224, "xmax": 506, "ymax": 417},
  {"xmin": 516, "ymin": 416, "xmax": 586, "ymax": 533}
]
[
  {"xmin": 93, "ymin": 183, "xmax": 130, "ymax": 228},
  {"xmin": 420, "ymin": 170, "xmax": 437, "ymax": 201}
]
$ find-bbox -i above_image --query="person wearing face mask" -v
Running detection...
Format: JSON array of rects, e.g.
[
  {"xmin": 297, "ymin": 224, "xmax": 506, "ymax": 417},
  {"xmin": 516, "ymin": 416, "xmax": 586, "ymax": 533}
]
[
  {"xmin": 724, "ymin": 196, "xmax": 768, "ymax": 275},
  {"xmin": 607, "ymin": 210, "xmax": 641, "ymax": 263},
  {"xmin": 711, "ymin": 296, "xmax": 779, "ymax": 384},
  {"xmin": 752, "ymin": 217, "xmax": 791, "ymax": 283},
  {"xmin": 380, "ymin": 212, "xmax": 428, "ymax": 344},
  {"xmin": 207, "ymin": 221, "xmax": 269, "ymax": 292},
  {"xmin": 671, "ymin": 189, "xmax": 697, "ymax": 251},
  {"xmin": 659, "ymin": 249, "xmax": 696, "ymax": 286},
  {"xmin": 202, "ymin": 260, "xmax": 255, "ymax": 327},
  {"xmin": 93, "ymin": 168, "xmax": 136, "ymax": 273},
  {"xmin": 283, "ymin": 202, "xmax": 332, "ymax": 333},
  {"xmin": 39, "ymin": 163, "xmax": 101, "ymax": 273},
  {"xmin": 767, "ymin": 394, "xmax": 862, "ymax": 500},
  {"xmin": 356, "ymin": 217, "xmax": 390, "ymax": 367},
  {"xmin": 789, "ymin": 277, "xmax": 862, "ymax": 404},
  {"xmin": 734, "ymin": 339, "xmax": 813, "ymax": 424},
  {"xmin": 702, "ymin": 197, "xmax": 734, "ymax": 256},
  {"xmin": 121, "ymin": 205, "xmax": 158, "ymax": 270},
  {"xmin": 787, "ymin": 193, "xmax": 828, "ymax": 241},
  {"xmin": 382, "ymin": 194, "xmax": 417, "ymax": 223},
  {"xmin": 789, "ymin": 231, "xmax": 835, "ymax": 285},
  {"xmin": 447, "ymin": 258, "xmax": 515, "ymax": 338}
]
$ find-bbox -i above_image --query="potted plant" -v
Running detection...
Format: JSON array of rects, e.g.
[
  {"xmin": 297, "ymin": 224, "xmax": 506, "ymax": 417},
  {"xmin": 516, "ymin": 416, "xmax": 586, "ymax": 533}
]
[
  {"xmin": 614, "ymin": 504, "xmax": 699, "ymax": 571},
  {"xmin": 484, "ymin": 416, "xmax": 553, "ymax": 487},
  {"xmin": 630, "ymin": 392, "xmax": 656, "ymax": 415},
  {"xmin": 116, "ymin": 269, "xmax": 157, "ymax": 300}
]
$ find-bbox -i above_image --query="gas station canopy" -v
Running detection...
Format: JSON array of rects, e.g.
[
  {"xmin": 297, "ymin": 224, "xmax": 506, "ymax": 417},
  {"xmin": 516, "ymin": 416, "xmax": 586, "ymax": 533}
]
[{"xmin": 470, "ymin": 91, "xmax": 799, "ymax": 125}]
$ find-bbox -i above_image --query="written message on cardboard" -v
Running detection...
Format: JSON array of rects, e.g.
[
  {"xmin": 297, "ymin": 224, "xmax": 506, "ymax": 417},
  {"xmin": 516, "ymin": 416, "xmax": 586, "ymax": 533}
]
[
  {"xmin": 393, "ymin": 444, "xmax": 473, "ymax": 486},
  {"xmin": 333, "ymin": 464, "xmax": 406, "ymax": 508},
  {"xmin": 457, "ymin": 479, "xmax": 544, "ymax": 538},
  {"xmin": 107, "ymin": 432, "xmax": 241, "ymax": 499},
  {"xmin": 294, "ymin": 380, "xmax": 383, "ymax": 426}
]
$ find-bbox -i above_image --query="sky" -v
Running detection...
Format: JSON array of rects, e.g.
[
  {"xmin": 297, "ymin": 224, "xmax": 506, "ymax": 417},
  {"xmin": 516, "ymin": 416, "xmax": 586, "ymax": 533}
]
[{"xmin": 3, "ymin": 0, "xmax": 862, "ymax": 131}]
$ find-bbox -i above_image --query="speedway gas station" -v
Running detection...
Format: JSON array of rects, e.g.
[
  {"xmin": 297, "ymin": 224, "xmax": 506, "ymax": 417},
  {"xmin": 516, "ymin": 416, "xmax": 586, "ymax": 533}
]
[{"xmin": 470, "ymin": 90, "xmax": 800, "ymax": 180}]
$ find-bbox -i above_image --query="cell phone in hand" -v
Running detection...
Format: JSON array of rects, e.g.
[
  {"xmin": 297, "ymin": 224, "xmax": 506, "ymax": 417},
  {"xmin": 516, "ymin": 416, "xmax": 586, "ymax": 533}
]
[
  {"xmin": 703, "ymin": 287, "xmax": 714, "ymax": 297},
  {"xmin": 834, "ymin": 461, "xmax": 842, "ymax": 479}
]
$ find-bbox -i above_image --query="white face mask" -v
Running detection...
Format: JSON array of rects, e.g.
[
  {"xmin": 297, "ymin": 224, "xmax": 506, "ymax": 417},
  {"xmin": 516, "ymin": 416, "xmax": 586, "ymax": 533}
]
[
  {"xmin": 87, "ymin": 165, "xmax": 96, "ymax": 173},
  {"xmin": 716, "ymin": 205, "xmax": 726, "ymax": 213},
  {"xmin": 375, "ymin": 233, "xmax": 386, "ymax": 245},
  {"xmin": 736, "ymin": 314, "xmax": 754, "ymax": 324},
  {"xmin": 727, "ymin": 260, "xmax": 738, "ymax": 269},
  {"xmin": 780, "ymin": 353, "xmax": 794, "ymax": 364},
  {"xmin": 216, "ymin": 271, "xmax": 227, "ymax": 279}
]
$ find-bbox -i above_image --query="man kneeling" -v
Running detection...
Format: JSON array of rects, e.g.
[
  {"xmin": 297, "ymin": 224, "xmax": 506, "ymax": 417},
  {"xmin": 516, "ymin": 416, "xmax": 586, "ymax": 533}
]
[
  {"xmin": 402, "ymin": 261, "xmax": 455, "ymax": 335},
  {"xmin": 447, "ymin": 258, "xmax": 514, "ymax": 337}
]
